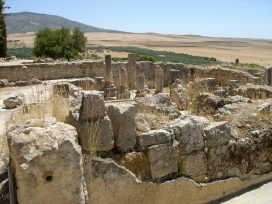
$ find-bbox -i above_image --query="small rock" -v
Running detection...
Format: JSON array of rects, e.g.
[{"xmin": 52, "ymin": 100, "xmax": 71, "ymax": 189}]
[
  {"xmin": 3, "ymin": 95, "xmax": 23, "ymax": 109},
  {"xmin": 0, "ymin": 79, "xmax": 8, "ymax": 88},
  {"xmin": 135, "ymin": 116, "xmax": 150, "ymax": 132},
  {"xmin": 258, "ymin": 102, "xmax": 271, "ymax": 114}
]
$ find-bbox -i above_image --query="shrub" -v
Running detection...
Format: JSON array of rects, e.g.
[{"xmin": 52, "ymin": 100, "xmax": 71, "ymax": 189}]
[{"xmin": 33, "ymin": 27, "xmax": 87, "ymax": 61}]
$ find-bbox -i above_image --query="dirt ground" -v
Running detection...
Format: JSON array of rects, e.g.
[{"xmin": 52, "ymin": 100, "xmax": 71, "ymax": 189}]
[{"xmin": 8, "ymin": 32, "xmax": 272, "ymax": 66}]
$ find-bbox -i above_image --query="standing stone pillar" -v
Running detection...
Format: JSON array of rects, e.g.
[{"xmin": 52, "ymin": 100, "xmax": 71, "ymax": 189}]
[
  {"xmin": 105, "ymin": 55, "xmax": 113, "ymax": 83},
  {"xmin": 136, "ymin": 75, "xmax": 146, "ymax": 97},
  {"xmin": 168, "ymin": 69, "xmax": 180, "ymax": 86},
  {"xmin": 128, "ymin": 53, "xmax": 137, "ymax": 90},
  {"xmin": 264, "ymin": 65, "xmax": 272, "ymax": 86},
  {"xmin": 104, "ymin": 55, "xmax": 116, "ymax": 100},
  {"xmin": 155, "ymin": 65, "xmax": 163, "ymax": 93},
  {"xmin": 117, "ymin": 68, "xmax": 130, "ymax": 99},
  {"xmin": 118, "ymin": 68, "xmax": 125, "ymax": 99}
]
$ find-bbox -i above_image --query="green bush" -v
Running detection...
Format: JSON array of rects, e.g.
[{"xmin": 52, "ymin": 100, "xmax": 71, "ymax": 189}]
[
  {"xmin": 33, "ymin": 27, "xmax": 87, "ymax": 61},
  {"xmin": 8, "ymin": 48, "xmax": 33, "ymax": 59}
]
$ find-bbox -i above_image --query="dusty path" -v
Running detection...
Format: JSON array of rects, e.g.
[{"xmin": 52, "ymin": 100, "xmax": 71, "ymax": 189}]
[{"xmin": 222, "ymin": 182, "xmax": 272, "ymax": 204}]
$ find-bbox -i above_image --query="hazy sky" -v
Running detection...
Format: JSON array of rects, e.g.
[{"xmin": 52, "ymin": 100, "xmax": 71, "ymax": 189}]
[{"xmin": 6, "ymin": 0, "xmax": 272, "ymax": 39}]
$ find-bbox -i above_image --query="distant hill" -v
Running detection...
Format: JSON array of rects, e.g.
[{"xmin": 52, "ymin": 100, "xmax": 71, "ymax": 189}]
[{"xmin": 6, "ymin": 12, "xmax": 125, "ymax": 34}]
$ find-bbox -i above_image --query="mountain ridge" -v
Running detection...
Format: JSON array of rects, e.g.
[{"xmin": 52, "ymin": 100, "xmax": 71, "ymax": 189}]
[{"xmin": 6, "ymin": 12, "xmax": 127, "ymax": 34}]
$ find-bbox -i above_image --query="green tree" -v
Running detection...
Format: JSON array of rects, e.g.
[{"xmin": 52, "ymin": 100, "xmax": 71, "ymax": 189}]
[
  {"xmin": 33, "ymin": 27, "xmax": 86, "ymax": 61},
  {"xmin": 0, "ymin": 0, "xmax": 7, "ymax": 57},
  {"xmin": 72, "ymin": 28, "xmax": 87, "ymax": 53}
]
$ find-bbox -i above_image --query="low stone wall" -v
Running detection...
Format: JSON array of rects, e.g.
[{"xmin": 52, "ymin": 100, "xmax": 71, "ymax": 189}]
[
  {"xmin": 84, "ymin": 157, "xmax": 272, "ymax": 204},
  {"xmin": 0, "ymin": 61, "xmax": 261, "ymax": 87},
  {"xmin": 0, "ymin": 61, "xmax": 105, "ymax": 82}
]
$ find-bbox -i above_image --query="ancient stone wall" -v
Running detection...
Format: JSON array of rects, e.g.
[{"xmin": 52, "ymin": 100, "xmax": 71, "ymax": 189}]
[{"xmin": 0, "ymin": 61, "xmax": 260, "ymax": 87}]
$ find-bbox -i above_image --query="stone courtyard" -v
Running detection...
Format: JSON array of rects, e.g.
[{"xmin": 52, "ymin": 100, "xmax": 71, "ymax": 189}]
[{"xmin": 0, "ymin": 56, "xmax": 272, "ymax": 203}]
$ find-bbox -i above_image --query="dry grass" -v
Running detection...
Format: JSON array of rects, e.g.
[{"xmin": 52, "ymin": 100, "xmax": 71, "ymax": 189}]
[{"xmin": 8, "ymin": 32, "xmax": 272, "ymax": 65}]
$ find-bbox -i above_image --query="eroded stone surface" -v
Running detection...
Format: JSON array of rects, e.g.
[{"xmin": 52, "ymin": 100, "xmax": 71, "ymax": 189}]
[
  {"xmin": 170, "ymin": 79, "xmax": 189, "ymax": 110},
  {"xmin": 204, "ymin": 121, "xmax": 233, "ymax": 148},
  {"xmin": 147, "ymin": 143, "xmax": 179, "ymax": 179},
  {"xmin": 168, "ymin": 117, "xmax": 204, "ymax": 154},
  {"xmin": 7, "ymin": 118, "xmax": 85, "ymax": 204},
  {"xmin": 135, "ymin": 116, "xmax": 151, "ymax": 132},
  {"xmin": 180, "ymin": 151, "xmax": 208, "ymax": 183},
  {"xmin": 107, "ymin": 103, "xmax": 136, "ymax": 151},
  {"xmin": 115, "ymin": 152, "xmax": 151, "ymax": 180},
  {"xmin": 137, "ymin": 129, "xmax": 172, "ymax": 148},
  {"xmin": 80, "ymin": 91, "xmax": 106, "ymax": 121},
  {"xmin": 77, "ymin": 116, "xmax": 114, "ymax": 152},
  {"xmin": 3, "ymin": 95, "xmax": 23, "ymax": 109}
]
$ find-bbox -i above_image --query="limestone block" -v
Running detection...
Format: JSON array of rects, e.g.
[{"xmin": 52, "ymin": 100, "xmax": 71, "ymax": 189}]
[
  {"xmin": 204, "ymin": 121, "xmax": 233, "ymax": 148},
  {"xmin": 77, "ymin": 116, "xmax": 114, "ymax": 152},
  {"xmin": 7, "ymin": 118, "xmax": 85, "ymax": 204},
  {"xmin": 3, "ymin": 95, "xmax": 23, "ymax": 109},
  {"xmin": 147, "ymin": 143, "xmax": 179, "ymax": 179},
  {"xmin": 79, "ymin": 91, "xmax": 106, "ymax": 121},
  {"xmin": 115, "ymin": 152, "xmax": 151, "ymax": 180},
  {"xmin": 107, "ymin": 103, "xmax": 136, "ymax": 150},
  {"xmin": 170, "ymin": 117, "xmax": 204, "ymax": 154},
  {"xmin": 180, "ymin": 151, "xmax": 208, "ymax": 183},
  {"xmin": 137, "ymin": 129, "xmax": 172, "ymax": 148}
]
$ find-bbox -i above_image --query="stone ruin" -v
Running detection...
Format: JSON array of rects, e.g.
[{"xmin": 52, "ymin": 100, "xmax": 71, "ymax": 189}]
[{"xmin": 0, "ymin": 56, "xmax": 272, "ymax": 203}]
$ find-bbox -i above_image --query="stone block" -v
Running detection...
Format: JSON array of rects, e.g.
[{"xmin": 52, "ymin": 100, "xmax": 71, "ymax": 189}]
[
  {"xmin": 3, "ymin": 95, "xmax": 23, "ymax": 109},
  {"xmin": 170, "ymin": 117, "xmax": 204, "ymax": 154},
  {"xmin": 147, "ymin": 144, "xmax": 179, "ymax": 179},
  {"xmin": 204, "ymin": 121, "xmax": 233, "ymax": 148},
  {"xmin": 137, "ymin": 129, "xmax": 172, "ymax": 148},
  {"xmin": 180, "ymin": 151, "xmax": 208, "ymax": 183},
  {"xmin": 79, "ymin": 91, "xmax": 106, "ymax": 121},
  {"xmin": 115, "ymin": 152, "xmax": 150, "ymax": 180},
  {"xmin": 107, "ymin": 103, "xmax": 136, "ymax": 150},
  {"xmin": 7, "ymin": 118, "xmax": 85, "ymax": 204},
  {"xmin": 77, "ymin": 116, "xmax": 114, "ymax": 152}
]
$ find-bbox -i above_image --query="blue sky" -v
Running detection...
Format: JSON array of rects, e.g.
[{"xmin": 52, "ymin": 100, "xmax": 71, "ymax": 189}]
[{"xmin": 6, "ymin": 0, "xmax": 272, "ymax": 39}]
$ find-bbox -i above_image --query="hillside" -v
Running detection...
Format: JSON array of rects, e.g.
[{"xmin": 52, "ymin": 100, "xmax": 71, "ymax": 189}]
[{"xmin": 6, "ymin": 12, "xmax": 124, "ymax": 34}]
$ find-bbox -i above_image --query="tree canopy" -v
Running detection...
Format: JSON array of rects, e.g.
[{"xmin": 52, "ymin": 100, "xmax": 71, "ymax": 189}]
[
  {"xmin": 33, "ymin": 27, "xmax": 87, "ymax": 61},
  {"xmin": 0, "ymin": 0, "xmax": 7, "ymax": 57}
]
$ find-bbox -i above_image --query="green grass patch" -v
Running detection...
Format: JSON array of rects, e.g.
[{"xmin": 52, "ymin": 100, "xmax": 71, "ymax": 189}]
[
  {"xmin": 8, "ymin": 48, "xmax": 33, "ymax": 59},
  {"xmin": 89, "ymin": 46, "xmax": 219, "ymax": 65},
  {"xmin": 231, "ymin": 62, "xmax": 264, "ymax": 69}
]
